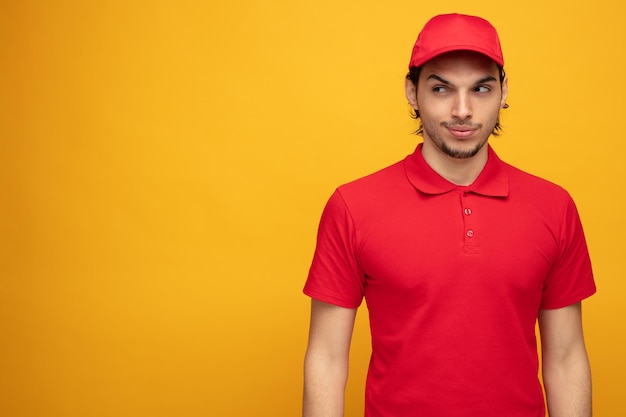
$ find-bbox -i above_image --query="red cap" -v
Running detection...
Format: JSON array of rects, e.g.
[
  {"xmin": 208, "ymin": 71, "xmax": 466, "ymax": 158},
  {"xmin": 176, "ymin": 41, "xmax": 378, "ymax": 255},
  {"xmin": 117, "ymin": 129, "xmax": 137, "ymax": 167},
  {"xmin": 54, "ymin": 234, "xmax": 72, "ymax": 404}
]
[{"xmin": 409, "ymin": 13, "xmax": 504, "ymax": 68}]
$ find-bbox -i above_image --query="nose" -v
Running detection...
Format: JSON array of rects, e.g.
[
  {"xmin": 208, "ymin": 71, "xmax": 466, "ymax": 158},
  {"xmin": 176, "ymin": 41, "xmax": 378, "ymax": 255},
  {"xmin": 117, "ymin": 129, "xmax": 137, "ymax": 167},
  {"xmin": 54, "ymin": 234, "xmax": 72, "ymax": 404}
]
[{"xmin": 451, "ymin": 91, "xmax": 472, "ymax": 120}]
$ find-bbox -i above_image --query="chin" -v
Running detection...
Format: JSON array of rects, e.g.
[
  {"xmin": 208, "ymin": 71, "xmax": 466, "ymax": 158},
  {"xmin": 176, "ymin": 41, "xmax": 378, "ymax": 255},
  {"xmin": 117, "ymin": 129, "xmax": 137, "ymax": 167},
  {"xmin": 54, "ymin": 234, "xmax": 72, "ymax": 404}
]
[{"xmin": 441, "ymin": 140, "xmax": 487, "ymax": 159}]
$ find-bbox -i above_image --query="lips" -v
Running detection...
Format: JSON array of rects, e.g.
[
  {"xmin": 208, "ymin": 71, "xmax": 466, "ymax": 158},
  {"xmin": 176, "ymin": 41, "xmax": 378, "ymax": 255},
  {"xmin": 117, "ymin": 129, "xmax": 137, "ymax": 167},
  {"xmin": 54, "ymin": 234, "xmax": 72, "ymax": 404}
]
[{"xmin": 447, "ymin": 127, "xmax": 477, "ymax": 138}]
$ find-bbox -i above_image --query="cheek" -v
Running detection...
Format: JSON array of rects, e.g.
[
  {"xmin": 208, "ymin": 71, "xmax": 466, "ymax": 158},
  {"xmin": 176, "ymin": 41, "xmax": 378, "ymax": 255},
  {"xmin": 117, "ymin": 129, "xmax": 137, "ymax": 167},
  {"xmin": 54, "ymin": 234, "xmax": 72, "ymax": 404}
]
[
  {"xmin": 486, "ymin": 103, "xmax": 503, "ymax": 122},
  {"xmin": 417, "ymin": 96, "xmax": 444, "ymax": 118},
  {"xmin": 419, "ymin": 110, "xmax": 442, "ymax": 134}
]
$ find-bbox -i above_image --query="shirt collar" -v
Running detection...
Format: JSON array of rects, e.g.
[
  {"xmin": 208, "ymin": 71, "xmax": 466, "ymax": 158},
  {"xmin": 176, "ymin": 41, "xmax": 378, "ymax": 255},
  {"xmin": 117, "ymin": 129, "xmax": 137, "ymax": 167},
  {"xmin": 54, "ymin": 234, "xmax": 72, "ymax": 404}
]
[{"xmin": 403, "ymin": 143, "xmax": 509, "ymax": 197}]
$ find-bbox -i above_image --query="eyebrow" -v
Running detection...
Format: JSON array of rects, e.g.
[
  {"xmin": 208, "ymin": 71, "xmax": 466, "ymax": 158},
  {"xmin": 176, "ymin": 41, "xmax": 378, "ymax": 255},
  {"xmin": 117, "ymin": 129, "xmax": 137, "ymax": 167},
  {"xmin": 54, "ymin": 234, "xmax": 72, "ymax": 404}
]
[{"xmin": 426, "ymin": 74, "xmax": 498, "ymax": 85}]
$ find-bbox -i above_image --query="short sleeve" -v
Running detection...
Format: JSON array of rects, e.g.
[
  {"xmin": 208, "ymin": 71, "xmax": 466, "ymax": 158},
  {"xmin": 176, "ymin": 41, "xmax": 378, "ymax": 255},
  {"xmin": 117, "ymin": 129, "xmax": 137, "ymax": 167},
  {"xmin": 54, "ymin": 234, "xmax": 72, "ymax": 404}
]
[
  {"xmin": 541, "ymin": 195, "xmax": 596, "ymax": 309},
  {"xmin": 303, "ymin": 189, "xmax": 365, "ymax": 308}
]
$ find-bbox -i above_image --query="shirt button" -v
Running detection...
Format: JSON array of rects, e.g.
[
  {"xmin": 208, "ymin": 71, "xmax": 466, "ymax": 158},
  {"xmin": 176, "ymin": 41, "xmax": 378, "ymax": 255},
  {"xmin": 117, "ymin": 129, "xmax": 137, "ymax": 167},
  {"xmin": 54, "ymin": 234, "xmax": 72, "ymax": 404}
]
[
  {"xmin": 464, "ymin": 208, "xmax": 472, "ymax": 215},
  {"xmin": 466, "ymin": 229, "xmax": 474, "ymax": 238}
]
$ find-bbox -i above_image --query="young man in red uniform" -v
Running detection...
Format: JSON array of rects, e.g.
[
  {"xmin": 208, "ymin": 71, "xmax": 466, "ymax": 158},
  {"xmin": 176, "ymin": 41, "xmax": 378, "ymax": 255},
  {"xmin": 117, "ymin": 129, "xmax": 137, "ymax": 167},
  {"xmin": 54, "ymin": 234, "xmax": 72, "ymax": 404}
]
[{"xmin": 303, "ymin": 13, "xmax": 596, "ymax": 417}]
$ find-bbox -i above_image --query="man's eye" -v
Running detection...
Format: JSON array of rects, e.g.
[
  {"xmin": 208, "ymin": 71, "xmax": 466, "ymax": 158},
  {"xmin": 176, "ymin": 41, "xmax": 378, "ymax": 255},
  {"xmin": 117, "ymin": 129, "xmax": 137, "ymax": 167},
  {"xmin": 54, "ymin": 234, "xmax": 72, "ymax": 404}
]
[
  {"xmin": 475, "ymin": 85, "xmax": 491, "ymax": 92},
  {"xmin": 432, "ymin": 86, "xmax": 447, "ymax": 93}
]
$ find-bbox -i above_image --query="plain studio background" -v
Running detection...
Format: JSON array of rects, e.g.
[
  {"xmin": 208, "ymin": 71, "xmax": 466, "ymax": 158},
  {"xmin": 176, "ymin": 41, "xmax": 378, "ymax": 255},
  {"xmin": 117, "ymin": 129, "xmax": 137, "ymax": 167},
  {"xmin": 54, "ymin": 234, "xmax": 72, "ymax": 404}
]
[{"xmin": 0, "ymin": 1, "xmax": 624, "ymax": 416}]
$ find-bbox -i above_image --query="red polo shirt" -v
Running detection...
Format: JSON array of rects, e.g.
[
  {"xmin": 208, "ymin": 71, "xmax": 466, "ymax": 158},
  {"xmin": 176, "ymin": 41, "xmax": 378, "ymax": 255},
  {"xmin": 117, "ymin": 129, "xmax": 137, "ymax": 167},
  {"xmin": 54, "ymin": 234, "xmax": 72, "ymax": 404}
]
[{"xmin": 304, "ymin": 143, "xmax": 596, "ymax": 417}]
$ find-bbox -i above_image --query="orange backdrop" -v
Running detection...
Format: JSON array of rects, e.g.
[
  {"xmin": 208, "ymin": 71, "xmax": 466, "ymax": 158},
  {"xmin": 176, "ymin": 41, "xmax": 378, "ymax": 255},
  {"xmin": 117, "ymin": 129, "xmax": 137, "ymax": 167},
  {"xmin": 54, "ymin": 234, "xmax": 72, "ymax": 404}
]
[{"xmin": 1, "ymin": 1, "xmax": 624, "ymax": 416}]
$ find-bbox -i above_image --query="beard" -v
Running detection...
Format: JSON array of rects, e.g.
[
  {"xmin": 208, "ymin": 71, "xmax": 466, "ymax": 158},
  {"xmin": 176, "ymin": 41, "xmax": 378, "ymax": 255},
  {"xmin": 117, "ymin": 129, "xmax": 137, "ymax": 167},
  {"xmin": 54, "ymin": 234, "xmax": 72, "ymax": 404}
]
[
  {"xmin": 439, "ymin": 139, "xmax": 486, "ymax": 159},
  {"xmin": 422, "ymin": 119, "xmax": 495, "ymax": 159}
]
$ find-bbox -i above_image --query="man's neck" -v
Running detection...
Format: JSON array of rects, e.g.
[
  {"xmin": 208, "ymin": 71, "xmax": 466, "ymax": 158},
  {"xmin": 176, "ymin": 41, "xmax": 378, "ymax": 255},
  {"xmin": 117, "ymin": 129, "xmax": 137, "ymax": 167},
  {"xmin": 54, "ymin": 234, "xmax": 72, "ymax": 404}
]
[{"xmin": 420, "ymin": 141, "xmax": 489, "ymax": 186}]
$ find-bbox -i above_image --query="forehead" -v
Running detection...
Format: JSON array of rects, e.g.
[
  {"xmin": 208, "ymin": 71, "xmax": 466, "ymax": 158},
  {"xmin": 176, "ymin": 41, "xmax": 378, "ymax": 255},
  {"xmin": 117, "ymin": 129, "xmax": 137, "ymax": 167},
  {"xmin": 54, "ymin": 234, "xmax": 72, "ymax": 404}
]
[{"xmin": 420, "ymin": 50, "xmax": 499, "ymax": 81}]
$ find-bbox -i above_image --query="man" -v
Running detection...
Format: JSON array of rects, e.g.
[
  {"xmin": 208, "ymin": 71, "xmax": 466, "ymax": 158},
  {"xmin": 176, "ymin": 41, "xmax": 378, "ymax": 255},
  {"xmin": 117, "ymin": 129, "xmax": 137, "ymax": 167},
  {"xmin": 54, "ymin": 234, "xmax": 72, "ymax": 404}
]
[{"xmin": 303, "ymin": 13, "xmax": 596, "ymax": 417}]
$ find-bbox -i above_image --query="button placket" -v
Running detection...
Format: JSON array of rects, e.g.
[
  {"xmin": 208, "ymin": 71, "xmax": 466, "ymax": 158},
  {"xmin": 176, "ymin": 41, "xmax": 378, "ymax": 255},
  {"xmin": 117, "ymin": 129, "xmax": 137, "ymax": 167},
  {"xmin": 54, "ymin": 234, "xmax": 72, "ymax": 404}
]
[{"xmin": 461, "ymin": 192, "xmax": 479, "ymax": 254}]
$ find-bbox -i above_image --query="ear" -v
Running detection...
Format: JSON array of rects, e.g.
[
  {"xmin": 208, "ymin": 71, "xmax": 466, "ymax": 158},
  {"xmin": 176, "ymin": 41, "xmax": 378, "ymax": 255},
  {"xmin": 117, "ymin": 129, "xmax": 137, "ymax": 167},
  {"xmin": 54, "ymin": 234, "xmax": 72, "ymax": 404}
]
[
  {"xmin": 500, "ymin": 76, "xmax": 509, "ymax": 108},
  {"xmin": 405, "ymin": 78, "xmax": 418, "ymax": 110}
]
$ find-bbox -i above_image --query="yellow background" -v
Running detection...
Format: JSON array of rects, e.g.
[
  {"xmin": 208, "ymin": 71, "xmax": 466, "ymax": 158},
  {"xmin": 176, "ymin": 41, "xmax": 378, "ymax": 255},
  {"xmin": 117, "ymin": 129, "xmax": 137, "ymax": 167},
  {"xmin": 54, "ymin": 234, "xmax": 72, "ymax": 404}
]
[{"xmin": 0, "ymin": 1, "xmax": 624, "ymax": 416}]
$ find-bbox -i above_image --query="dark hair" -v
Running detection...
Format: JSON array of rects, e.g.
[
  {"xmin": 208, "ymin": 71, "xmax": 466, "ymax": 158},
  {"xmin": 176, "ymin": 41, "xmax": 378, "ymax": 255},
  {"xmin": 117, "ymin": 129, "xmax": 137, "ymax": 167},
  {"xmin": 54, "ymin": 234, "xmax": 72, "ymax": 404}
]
[{"xmin": 405, "ymin": 65, "xmax": 508, "ymax": 136}]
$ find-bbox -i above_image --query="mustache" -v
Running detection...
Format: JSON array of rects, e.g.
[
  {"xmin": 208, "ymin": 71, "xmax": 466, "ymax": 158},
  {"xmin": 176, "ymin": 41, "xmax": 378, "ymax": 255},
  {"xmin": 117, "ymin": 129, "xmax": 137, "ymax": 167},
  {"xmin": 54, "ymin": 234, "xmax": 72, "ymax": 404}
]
[{"xmin": 441, "ymin": 121, "xmax": 482, "ymax": 129}]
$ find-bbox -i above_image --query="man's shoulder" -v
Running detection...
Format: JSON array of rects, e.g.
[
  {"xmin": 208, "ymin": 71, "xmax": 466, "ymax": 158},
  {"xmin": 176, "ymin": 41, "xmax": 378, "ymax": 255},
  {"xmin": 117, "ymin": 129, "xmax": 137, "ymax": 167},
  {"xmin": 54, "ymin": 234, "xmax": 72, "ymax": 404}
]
[
  {"xmin": 337, "ymin": 158, "xmax": 407, "ymax": 196},
  {"xmin": 500, "ymin": 159, "xmax": 572, "ymax": 201}
]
